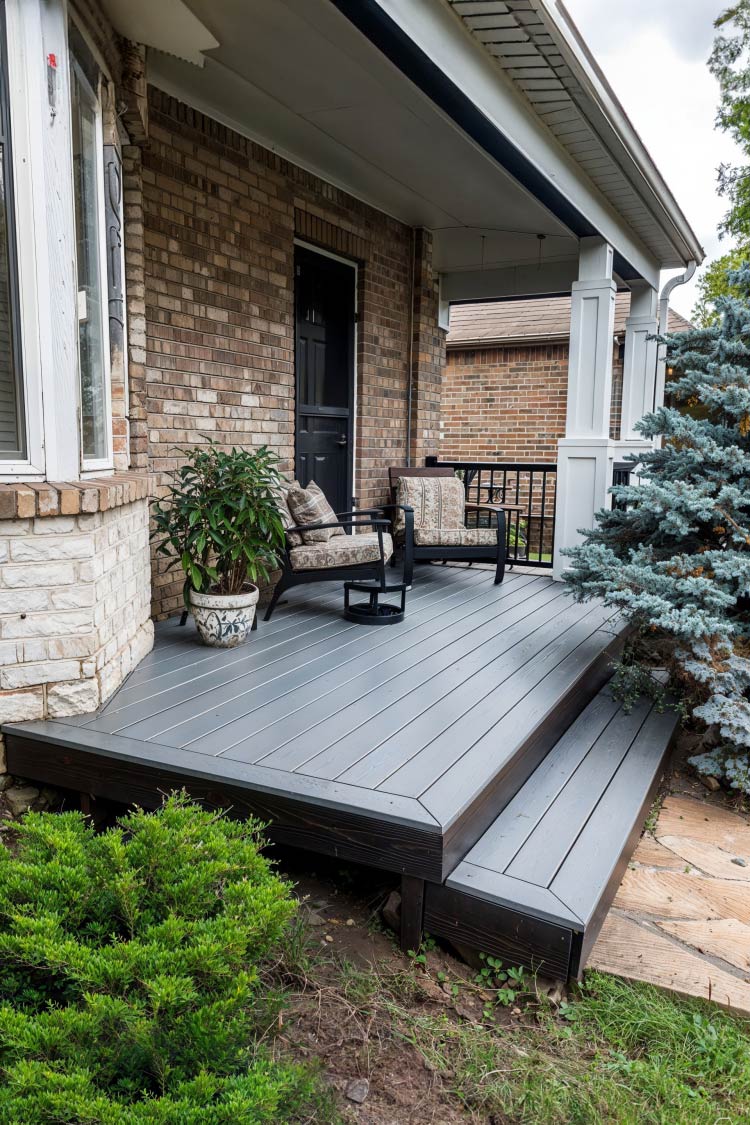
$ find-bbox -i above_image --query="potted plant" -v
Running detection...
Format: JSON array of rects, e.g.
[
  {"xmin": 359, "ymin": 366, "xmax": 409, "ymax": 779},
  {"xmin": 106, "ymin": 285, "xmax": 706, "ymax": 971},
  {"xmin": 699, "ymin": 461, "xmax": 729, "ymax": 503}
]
[{"xmin": 152, "ymin": 442, "xmax": 287, "ymax": 647}]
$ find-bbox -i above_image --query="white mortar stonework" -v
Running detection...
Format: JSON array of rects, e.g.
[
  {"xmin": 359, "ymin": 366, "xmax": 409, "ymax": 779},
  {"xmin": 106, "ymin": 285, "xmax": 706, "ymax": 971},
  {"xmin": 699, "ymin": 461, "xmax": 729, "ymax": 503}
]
[{"xmin": 0, "ymin": 499, "xmax": 153, "ymax": 725}]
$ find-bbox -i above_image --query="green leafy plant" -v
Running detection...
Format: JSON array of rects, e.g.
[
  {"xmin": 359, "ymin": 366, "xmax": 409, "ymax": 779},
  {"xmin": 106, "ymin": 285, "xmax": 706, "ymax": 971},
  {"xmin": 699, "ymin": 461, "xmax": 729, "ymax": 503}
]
[
  {"xmin": 474, "ymin": 953, "xmax": 526, "ymax": 1013},
  {"xmin": 0, "ymin": 794, "xmax": 334, "ymax": 1123},
  {"xmin": 151, "ymin": 442, "xmax": 287, "ymax": 596}
]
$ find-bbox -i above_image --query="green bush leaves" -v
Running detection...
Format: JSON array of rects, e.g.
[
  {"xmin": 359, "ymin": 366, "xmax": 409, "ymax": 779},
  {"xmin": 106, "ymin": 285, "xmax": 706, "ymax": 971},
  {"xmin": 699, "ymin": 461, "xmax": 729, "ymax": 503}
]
[{"xmin": 0, "ymin": 795, "xmax": 326, "ymax": 1123}]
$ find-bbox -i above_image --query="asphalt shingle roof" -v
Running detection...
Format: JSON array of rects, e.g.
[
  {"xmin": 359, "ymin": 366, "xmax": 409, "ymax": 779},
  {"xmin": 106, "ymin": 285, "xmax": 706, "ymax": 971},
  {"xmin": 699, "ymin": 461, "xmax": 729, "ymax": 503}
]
[{"xmin": 446, "ymin": 293, "xmax": 692, "ymax": 348}]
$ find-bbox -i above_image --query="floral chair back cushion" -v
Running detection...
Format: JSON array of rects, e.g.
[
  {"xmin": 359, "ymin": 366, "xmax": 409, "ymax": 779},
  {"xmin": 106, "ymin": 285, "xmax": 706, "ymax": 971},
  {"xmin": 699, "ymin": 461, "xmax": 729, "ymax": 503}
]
[
  {"xmin": 395, "ymin": 475, "xmax": 465, "ymax": 534},
  {"xmin": 286, "ymin": 480, "xmax": 345, "ymax": 544}
]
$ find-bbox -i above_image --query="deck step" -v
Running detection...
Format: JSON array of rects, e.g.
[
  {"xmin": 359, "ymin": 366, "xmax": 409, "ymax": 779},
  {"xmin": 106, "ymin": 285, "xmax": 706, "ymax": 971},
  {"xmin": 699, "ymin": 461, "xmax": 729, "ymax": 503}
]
[{"xmin": 423, "ymin": 685, "xmax": 679, "ymax": 979}]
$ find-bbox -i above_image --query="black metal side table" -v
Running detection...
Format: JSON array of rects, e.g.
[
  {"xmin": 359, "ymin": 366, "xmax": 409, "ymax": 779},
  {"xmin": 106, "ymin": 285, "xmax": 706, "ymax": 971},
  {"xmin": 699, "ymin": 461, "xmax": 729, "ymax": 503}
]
[{"xmin": 343, "ymin": 579, "xmax": 407, "ymax": 625}]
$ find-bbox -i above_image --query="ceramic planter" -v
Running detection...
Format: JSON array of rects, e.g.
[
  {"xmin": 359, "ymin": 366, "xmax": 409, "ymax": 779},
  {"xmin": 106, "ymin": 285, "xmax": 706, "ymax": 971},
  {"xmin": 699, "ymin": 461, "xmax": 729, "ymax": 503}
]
[{"xmin": 189, "ymin": 586, "xmax": 259, "ymax": 648}]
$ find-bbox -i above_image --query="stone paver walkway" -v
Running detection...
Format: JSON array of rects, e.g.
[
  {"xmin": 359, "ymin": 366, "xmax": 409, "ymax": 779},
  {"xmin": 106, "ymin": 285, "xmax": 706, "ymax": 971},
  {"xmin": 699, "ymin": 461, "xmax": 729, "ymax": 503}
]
[{"xmin": 590, "ymin": 794, "xmax": 750, "ymax": 1016}]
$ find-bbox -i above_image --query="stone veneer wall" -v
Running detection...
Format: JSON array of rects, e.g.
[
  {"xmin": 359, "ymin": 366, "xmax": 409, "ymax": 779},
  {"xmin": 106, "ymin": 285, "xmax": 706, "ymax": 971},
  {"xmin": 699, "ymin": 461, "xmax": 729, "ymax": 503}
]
[
  {"xmin": 441, "ymin": 340, "xmax": 623, "ymax": 463},
  {"xmin": 0, "ymin": 477, "xmax": 153, "ymax": 751}
]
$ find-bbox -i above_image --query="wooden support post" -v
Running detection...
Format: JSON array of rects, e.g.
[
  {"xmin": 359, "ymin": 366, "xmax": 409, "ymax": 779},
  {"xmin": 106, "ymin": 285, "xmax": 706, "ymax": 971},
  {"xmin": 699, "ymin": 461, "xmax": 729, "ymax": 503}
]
[
  {"xmin": 400, "ymin": 874, "xmax": 426, "ymax": 953},
  {"xmin": 79, "ymin": 792, "xmax": 96, "ymax": 818}
]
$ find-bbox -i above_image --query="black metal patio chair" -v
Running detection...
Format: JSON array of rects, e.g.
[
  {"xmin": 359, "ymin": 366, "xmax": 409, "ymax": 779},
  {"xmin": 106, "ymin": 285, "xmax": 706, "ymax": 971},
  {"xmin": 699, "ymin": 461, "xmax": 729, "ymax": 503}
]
[{"xmin": 385, "ymin": 467, "xmax": 507, "ymax": 586}]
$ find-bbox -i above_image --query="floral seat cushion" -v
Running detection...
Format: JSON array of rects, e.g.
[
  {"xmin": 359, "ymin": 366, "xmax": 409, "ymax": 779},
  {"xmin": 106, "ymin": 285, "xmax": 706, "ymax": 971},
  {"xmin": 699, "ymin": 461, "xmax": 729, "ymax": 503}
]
[
  {"xmin": 289, "ymin": 531, "xmax": 393, "ymax": 572},
  {"xmin": 413, "ymin": 526, "xmax": 498, "ymax": 546}
]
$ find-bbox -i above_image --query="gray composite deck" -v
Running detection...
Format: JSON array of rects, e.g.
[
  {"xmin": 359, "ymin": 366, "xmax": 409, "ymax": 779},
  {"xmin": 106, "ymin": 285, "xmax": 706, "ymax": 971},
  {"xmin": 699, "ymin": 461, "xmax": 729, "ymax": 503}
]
[
  {"xmin": 4, "ymin": 565, "xmax": 627, "ymax": 883},
  {"xmin": 424, "ymin": 684, "xmax": 679, "ymax": 978}
]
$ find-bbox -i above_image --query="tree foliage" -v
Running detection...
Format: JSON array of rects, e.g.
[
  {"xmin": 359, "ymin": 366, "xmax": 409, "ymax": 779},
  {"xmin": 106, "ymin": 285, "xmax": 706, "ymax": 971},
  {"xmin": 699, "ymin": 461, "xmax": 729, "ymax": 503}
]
[
  {"xmin": 711, "ymin": 2, "xmax": 750, "ymax": 242},
  {"xmin": 692, "ymin": 246, "xmax": 749, "ymax": 326},
  {"xmin": 564, "ymin": 265, "xmax": 750, "ymax": 794},
  {"xmin": 0, "ymin": 795, "xmax": 332, "ymax": 1123},
  {"xmin": 691, "ymin": 5, "xmax": 750, "ymax": 325}
]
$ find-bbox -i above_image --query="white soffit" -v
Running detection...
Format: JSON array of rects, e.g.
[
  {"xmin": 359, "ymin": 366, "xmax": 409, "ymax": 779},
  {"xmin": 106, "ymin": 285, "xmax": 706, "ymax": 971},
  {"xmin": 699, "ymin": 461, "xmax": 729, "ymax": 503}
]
[
  {"xmin": 100, "ymin": 0, "xmax": 219, "ymax": 66},
  {"xmin": 444, "ymin": 0, "xmax": 703, "ymax": 268}
]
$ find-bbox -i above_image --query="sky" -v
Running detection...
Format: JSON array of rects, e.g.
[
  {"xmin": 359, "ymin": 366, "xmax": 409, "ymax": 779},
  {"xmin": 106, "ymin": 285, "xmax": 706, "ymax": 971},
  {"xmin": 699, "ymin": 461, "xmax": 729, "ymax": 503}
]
[{"xmin": 563, "ymin": 0, "xmax": 743, "ymax": 319}]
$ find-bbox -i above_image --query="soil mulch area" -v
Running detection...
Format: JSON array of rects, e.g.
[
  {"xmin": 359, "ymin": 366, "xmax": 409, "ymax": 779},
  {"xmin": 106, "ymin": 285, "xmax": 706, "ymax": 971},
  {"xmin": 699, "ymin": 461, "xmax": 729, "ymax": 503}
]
[{"xmin": 271, "ymin": 851, "xmax": 527, "ymax": 1124}]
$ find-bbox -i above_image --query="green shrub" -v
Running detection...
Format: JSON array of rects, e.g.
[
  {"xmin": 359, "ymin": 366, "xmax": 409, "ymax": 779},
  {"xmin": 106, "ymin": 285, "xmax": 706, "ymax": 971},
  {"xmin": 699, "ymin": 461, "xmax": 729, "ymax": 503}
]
[{"xmin": 0, "ymin": 794, "xmax": 331, "ymax": 1124}]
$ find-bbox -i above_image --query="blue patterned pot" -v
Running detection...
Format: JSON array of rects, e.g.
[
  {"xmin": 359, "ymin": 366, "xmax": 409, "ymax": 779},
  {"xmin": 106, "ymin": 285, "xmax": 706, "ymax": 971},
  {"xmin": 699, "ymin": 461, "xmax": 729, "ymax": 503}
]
[{"xmin": 189, "ymin": 586, "xmax": 259, "ymax": 647}]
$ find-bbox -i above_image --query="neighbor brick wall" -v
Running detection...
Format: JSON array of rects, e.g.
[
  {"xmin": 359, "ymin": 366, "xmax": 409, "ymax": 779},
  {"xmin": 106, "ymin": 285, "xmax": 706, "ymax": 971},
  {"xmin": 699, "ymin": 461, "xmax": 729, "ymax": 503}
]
[
  {"xmin": 141, "ymin": 89, "xmax": 417, "ymax": 618},
  {"xmin": 441, "ymin": 340, "xmax": 623, "ymax": 462}
]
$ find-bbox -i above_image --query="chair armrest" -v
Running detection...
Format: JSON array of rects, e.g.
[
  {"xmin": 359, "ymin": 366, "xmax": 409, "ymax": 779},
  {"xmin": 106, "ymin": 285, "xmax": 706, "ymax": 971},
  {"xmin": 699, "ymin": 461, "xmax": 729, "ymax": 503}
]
[
  {"xmin": 335, "ymin": 508, "xmax": 384, "ymax": 519},
  {"xmin": 465, "ymin": 501, "xmax": 524, "ymax": 514},
  {"xmin": 465, "ymin": 501, "xmax": 500, "ymax": 526},
  {"xmin": 378, "ymin": 502, "xmax": 414, "ymax": 516}
]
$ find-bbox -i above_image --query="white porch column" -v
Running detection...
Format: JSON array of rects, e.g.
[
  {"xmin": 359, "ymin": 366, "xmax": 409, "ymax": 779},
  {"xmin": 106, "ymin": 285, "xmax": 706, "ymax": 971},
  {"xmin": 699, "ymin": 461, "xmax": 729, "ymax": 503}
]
[
  {"xmin": 553, "ymin": 237, "xmax": 616, "ymax": 578},
  {"xmin": 619, "ymin": 281, "xmax": 659, "ymax": 441},
  {"xmin": 612, "ymin": 281, "xmax": 659, "ymax": 490}
]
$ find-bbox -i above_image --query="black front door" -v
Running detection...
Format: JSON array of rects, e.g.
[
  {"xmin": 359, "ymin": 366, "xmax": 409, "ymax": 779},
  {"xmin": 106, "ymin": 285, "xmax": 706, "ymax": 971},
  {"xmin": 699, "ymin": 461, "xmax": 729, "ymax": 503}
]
[{"xmin": 295, "ymin": 246, "xmax": 355, "ymax": 515}]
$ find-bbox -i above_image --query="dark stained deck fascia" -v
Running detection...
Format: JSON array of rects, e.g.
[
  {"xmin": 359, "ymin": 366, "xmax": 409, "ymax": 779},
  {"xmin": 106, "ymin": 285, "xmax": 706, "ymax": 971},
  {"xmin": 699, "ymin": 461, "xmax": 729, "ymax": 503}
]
[{"xmin": 4, "ymin": 567, "xmax": 628, "ymax": 883}]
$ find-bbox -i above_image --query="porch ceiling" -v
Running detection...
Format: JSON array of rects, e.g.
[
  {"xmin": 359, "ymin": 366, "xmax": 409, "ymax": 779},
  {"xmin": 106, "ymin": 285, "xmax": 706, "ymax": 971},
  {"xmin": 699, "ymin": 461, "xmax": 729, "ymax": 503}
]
[{"xmin": 146, "ymin": 0, "xmax": 581, "ymax": 282}]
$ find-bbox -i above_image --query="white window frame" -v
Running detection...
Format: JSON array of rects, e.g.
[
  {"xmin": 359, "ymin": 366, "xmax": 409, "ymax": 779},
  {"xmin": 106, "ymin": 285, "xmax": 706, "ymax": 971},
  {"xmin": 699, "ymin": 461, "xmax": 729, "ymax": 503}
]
[
  {"xmin": 69, "ymin": 33, "xmax": 113, "ymax": 475},
  {"xmin": 0, "ymin": 0, "xmax": 45, "ymax": 478}
]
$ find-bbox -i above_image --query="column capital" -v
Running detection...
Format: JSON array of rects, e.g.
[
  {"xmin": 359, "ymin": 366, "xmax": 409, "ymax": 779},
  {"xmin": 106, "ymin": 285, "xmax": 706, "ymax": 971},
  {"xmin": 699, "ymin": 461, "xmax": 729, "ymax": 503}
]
[
  {"xmin": 578, "ymin": 236, "xmax": 614, "ymax": 280},
  {"xmin": 627, "ymin": 279, "xmax": 659, "ymax": 320},
  {"xmin": 571, "ymin": 276, "xmax": 618, "ymax": 296}
]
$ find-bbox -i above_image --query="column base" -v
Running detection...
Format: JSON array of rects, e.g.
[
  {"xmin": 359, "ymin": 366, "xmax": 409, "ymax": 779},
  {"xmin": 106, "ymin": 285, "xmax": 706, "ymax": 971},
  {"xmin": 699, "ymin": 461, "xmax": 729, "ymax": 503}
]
[{"xmin": 553, "ymin": 438, "xmax": 616, "ymax": 579}]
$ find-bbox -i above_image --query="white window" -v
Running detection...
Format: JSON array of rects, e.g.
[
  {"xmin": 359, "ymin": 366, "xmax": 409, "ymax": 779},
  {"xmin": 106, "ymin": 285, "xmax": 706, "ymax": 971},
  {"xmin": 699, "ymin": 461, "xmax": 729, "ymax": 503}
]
[
  {"xmin": 69, "ymin": 29, "xmax": 112, "ymax": 470},
  {"xmin": 0, "ymin": 2, "xmax": 25, "ymax": 462}
]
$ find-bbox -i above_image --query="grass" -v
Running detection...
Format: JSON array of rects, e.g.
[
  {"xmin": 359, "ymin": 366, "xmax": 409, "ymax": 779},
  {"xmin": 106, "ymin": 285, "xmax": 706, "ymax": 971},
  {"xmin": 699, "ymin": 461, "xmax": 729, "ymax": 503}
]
[
  {"xmin": 274, "ymin": 917, "xmax": 750, "ymax": 1124},
  {"xmin": 397, "ymin": 972, "xmax": 750, "ymax": 1124}
]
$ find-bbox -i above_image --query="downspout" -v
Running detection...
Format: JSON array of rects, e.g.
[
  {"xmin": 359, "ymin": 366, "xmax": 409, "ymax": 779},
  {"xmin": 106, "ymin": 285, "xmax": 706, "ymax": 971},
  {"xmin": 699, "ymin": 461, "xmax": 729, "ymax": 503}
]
[{"xmin": 654, "ymin": 259, "xmax": 697, "ymax": 411}]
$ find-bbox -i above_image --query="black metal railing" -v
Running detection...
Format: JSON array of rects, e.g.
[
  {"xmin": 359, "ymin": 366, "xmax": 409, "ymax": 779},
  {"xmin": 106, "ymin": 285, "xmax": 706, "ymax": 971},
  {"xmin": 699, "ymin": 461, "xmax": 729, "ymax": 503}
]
[
  {"xmin": 425, "ymin": 457, "xmax": 557, "ymax": 568},
  {"xmin": 611, "ymin": 462, "xmax": 632, "ymax": 512}
]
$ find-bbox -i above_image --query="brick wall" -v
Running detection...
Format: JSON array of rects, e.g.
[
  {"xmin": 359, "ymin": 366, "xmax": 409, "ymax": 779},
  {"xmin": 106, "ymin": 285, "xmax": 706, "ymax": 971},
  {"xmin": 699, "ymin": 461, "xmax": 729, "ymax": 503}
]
[
  {"xmin": 441, "ymin": 340, "xmax": 623, "ymax": 462},
  {"xmin": 141, "ymin": 89, "xmax": 417, "ymax": 618}
]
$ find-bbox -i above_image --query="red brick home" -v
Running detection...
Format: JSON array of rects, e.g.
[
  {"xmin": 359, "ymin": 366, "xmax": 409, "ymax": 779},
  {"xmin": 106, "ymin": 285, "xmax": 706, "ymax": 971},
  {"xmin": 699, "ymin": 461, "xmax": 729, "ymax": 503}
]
[
  {"xmin": 442, "ymin": 294, "xmax": 692, "ymax": 464},
  {"xmin": 0, "ymin": 0, "xmax": 702, "ymax": 731}
]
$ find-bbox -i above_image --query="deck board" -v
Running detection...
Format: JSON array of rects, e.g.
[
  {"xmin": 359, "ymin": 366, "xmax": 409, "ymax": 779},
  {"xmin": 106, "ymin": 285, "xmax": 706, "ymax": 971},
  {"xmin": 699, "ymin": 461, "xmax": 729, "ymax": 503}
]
[
  {"xmin": 95, "ymin": 569, "xmax": 485, "ymax": 734},
  {"xmin": 3, "ymin": 566, "xmax": 628, "ymax": 882}
]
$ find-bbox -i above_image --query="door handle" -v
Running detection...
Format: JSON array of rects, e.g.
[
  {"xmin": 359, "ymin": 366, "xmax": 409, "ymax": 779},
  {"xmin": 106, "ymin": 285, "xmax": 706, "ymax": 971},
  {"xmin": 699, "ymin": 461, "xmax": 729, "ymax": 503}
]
[{"xmin": 335, "ymin": 435, "xmax": 348, "ymax": 447}]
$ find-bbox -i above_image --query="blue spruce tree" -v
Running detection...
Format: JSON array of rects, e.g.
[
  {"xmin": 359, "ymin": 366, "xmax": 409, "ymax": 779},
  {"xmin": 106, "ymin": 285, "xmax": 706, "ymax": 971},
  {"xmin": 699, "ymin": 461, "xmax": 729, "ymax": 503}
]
[{"xmin": 564, "ymin": 264, "xmax": 750, "ymax": 794}]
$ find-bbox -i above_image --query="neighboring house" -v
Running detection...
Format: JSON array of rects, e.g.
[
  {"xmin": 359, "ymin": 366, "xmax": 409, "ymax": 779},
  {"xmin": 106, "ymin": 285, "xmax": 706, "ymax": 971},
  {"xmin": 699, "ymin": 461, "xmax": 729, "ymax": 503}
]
[
  {"xmin": 0, "ymin": 0, "xmax": 702, "ymax": 729},
  {"xmin": 442, "ymin": 294, "xmax": 693, "ymax": 464}
]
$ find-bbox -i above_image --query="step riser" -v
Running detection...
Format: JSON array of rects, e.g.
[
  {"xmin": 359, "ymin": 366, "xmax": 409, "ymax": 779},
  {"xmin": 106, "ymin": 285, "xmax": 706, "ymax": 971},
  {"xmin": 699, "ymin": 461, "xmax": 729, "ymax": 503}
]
[
  {"xmin": 441, "ymin": 629, "xmax": 626, "ymax": 879},
  {"xmin": 424, "ymin": 884, "xmax": 573, "ymax": 979}
]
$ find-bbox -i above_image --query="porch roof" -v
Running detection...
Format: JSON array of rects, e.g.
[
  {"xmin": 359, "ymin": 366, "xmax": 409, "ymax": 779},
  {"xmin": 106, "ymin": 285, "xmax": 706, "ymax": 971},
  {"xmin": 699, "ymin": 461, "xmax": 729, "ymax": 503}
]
[{"xmin": 104, "ymin": 0, "xmax": 703, "ymax": 297}]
